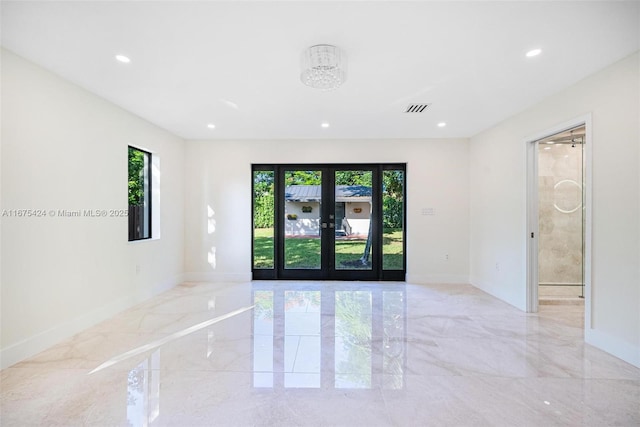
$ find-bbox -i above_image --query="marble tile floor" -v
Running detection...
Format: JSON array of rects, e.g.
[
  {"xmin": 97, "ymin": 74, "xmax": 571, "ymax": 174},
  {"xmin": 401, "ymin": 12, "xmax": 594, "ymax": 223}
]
[{"xmin": 2, "ymin": 281, "xmax": 639, "ymax": 426}]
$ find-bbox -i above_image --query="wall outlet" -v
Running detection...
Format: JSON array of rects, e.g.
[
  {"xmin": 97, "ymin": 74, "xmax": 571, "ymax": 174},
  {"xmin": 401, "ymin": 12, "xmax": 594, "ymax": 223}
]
[
  {"xmin": 445, "ymin": 254, "xmax": 449, "ymax": 261},
  {"xmin": 495, "ymin": 262, "xmax": 500, "ymax": 271},
  {"xmin": 135, "ymin": 264, "xmax": 141, "ymax": 274}
]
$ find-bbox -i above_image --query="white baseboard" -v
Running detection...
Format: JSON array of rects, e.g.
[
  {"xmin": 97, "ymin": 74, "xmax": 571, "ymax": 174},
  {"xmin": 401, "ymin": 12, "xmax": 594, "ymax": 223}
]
[
  {"xmin": 471, "ymin": 279, "xmax": 639, "ymax": 369},
  {"xmin": 0, "ymin": 294, "xmax": 134, "ymax": 369},
  {"xmin": 0, "ymin": 274, "xmax": 184, "ymax": 370},
  {"xmin": 136, "ymin": 273, "xmax": 184, "ymax": 301},
  {"xmin": 182, "ymin": 272, "xmax": 252, "ymax": 283},
  {"xmin": 406, "ymin": 274, "xmax": 469, "ymax": 285},
  {"xmin": 585, "ymin": 327, "xmax": 640, "ymax": 368},
  {"xmin": 469, "ymin": 276, "xmax": 527, "ymax": 312}
]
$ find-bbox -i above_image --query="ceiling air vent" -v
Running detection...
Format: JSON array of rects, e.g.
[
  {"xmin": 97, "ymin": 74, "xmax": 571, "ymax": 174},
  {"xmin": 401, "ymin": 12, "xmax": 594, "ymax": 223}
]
[{"xmin": 405, "ymin": 103, "xmax": 431, "ymax": 113}]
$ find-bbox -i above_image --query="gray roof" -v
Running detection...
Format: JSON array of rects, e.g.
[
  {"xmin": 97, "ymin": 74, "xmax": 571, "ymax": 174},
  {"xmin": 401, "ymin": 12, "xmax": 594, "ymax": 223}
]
[{"xmin": 285, "ymin": 185, "xmax": 371, "ymax": 202}]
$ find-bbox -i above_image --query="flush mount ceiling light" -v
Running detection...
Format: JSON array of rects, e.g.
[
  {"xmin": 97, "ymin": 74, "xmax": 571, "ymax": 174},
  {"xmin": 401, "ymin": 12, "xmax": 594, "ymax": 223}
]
[
  {"xmin": 437, "ymin": 122, "xmax": 447, "ymax": 128},
  {"xmin": 321, "ymin": 122, "xmax": 330, "ymax": 128},
  {"xmin": 301, "ymin": 44, "xmax": 346, "ymax": 91},
  {"xmin": 207, "ymin": 123, "xmax": 216, "ymax": 129},
  {"xmin": 115, "ymin": 54, "xmax": 131, "ymax": 63}
]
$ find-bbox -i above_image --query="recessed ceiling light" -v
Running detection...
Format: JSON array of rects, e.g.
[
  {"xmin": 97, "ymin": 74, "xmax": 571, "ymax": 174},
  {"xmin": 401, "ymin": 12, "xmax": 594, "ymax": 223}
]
[
  {"xmin": 220, "ymin": 98, "xmax": 239, "ymax": 110},
  {"xmin": 207, "ymin": 123, "xmax": 216, "ymax": 129},
  {"xmin": 115, "ymin": 54, "xmax": 131, "ymax": 63},
  {"xmin": 526, "ymin": 48, "xmax": 542, "ymax": 58},
  {"xmin": 546, "ymin": 141, "xmax": 555, "ymax": 144},
  {"xmin": 437, "ymin": 122, "xmax": 446, "ymax": 127},
  {"xmin": 544, "ymin": 146, "xmax": 552, "ymax": 150},
  {"xmin": 321, "ymin": 122, "xmax": 330, "ymax": 128}
]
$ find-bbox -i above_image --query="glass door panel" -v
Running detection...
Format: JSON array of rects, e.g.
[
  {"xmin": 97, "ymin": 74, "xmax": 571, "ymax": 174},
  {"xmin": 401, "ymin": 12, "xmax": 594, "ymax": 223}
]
[
  {"xmin": 334, "ymin": 170, "xmax": 373, "ymax": 271},
  {"xmin": 253, "ymin": 170, "xmax": 275, "ymax": 269},
  {"xmin": 283, "ymin": 170, "xmax": 322, "ymax": 270},
  {"xmin": 252, "ymin": 164, "xmax": 406, "ymax": 281},
  {"xmin": 382, "ymin": 170, "xmax": 404, "ymax": 270}
]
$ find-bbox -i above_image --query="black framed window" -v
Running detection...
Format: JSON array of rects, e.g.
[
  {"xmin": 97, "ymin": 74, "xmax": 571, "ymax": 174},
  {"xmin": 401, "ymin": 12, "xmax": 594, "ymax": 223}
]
[{"xmin": 128, "ymin": 146, "xmax": 152, "ymax": 241}]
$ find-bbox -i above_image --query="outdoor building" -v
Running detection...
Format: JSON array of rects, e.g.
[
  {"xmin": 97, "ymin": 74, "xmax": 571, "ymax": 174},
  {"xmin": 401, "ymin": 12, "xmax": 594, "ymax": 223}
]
[{"xmin": 284, "ymin": 185, "xmax": 372, "ymax": 237}]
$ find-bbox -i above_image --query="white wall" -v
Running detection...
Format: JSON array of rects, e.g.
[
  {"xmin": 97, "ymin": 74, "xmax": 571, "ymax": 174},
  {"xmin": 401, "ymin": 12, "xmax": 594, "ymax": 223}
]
[
  {"xmin": 183, "ymin": 139, "xmax": 470, "ymax": 284},
  {"xmin": 0, "ymin": 50, "xmax": 185, "ymax": 368},
  {"xmin": 469, "ymin": 52, "xmax": 640, "ymax": 367}
]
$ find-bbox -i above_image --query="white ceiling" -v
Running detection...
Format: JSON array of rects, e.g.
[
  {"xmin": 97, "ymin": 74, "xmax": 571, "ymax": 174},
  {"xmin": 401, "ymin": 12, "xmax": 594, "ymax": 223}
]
[{"xmin": 2, "ymin": 1, "xmax": 638, "ymax": 140}]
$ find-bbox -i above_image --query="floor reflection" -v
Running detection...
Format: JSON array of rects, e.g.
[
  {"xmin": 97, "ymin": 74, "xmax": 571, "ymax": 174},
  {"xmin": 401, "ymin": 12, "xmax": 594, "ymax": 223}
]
[
  {"xmin": 122, "ymin": 284, "xmax": 406, "ymax": 423},
  {"xmin": 127, "ymin": 350, "xmax": 160, "ymax": 426},
  {"xmin": 9, "ymin": 283, "xmax": 635, "ymax": 426},
  {"xmin": 252, "ymin": 284, "xmax": 406, "ymax": 389},
  {"xmin": 284, "ymin": 291, "xmax": 321, "ymax": 388},
  {"xmin": 335, "ymin": 291, "xmax": 372, "ymax": 388}
]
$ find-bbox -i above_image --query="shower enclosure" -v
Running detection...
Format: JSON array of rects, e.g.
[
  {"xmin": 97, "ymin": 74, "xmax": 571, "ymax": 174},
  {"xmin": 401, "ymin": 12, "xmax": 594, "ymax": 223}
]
[{"xmin": 537, "ymin": 125, "xmax": 585, "ymax": 301}]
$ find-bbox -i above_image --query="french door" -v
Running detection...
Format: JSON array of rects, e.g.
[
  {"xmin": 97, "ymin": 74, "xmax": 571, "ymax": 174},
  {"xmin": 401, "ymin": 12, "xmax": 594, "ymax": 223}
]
[{"xmin": 252, "ymin": 164, "xmax": 405, "ymax": 281}]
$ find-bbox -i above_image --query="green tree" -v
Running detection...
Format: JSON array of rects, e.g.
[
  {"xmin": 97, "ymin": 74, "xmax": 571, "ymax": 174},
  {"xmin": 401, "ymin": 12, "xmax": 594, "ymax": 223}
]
[
  {"xmin": 128, "ymin": 147, "xmax": 145, "ymax": 205},
  {"xmin": 382, "ymin": 170, "xmax": 403, "ymax": 198},
  {"xmin": 335, "ymin": 170, "xmax": 372, "ymax": 186},
  {"xmin": 254, "ymin": 171, "xmax": 274, "ymax": 195},
  {"xmin": 254, "ymin": 171, "xmax": 275, "ymax": 228},
  {"xmin": 382, "ymin": 170, "xmax": 404, "ymax": 228},
  {"xmin": 285, "ymin": 170, "xmax": 321, "ymax": 185},
  {"xmin": 253, "ymin": 194, "xmax": 274, "ymax": 228}
]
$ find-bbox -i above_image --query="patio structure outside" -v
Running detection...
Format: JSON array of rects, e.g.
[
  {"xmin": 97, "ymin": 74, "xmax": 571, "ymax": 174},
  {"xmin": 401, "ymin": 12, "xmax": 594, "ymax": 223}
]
[{"xmin": 284, "ymin": 185, "xmax": 372, "ymax": 237}]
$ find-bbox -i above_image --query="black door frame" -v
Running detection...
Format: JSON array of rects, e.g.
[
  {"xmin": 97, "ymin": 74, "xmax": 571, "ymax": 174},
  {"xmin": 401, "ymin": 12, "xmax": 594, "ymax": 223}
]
[{"xmin": 252, "ymin": 163, "xmax": 406, "ymax": 281}]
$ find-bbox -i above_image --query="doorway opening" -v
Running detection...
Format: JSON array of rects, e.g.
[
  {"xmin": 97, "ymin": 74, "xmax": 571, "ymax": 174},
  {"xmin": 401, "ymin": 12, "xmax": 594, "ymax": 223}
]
[
  {"xmin": 527, "ymin": 117, "xmax": 591, "ymax": 326},
  {"xmin": 537, "ymin": 125, "xmax": 585, "ymax": 304},
  {"xmin": 252, "ymin": 164, "xmax": 406, "ymax": 281}
]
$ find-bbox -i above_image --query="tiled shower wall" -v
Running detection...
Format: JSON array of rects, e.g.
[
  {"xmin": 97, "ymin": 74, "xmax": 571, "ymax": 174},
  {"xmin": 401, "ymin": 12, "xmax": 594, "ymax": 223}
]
[{"xmin": 538, "ymin": 143, "xmax": 583, "ymax": 287}]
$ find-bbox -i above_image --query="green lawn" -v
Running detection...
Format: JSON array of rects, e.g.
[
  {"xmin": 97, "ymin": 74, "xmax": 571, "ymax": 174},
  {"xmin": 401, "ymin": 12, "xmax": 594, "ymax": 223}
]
[
  {"xmin": 381, "ymin": 228, "xmax": 404, "ymax": 270},
  {"xmin": 253, "ymin": 228, "xmax": 403, "ymax": 270},
  {"xmin": 253, "ymin": 228, "xmax": 276, "ymax": 268}
]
